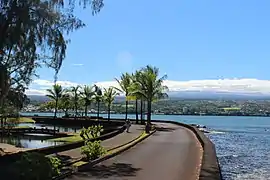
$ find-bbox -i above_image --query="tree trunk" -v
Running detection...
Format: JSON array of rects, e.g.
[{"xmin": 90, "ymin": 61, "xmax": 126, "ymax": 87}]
[
  {"xmin": 85, "ymin": 105, "xmax": 88, "ymax": 117},
  {"xmin": 135, "ymin": 99, "xmax": 138, "ymax": 124},
  {"xmin": 54, "ymin": 99, "xmax": 58, "ymax": 135},
  {"xmin": 108, "ymin": 105, "xmax": 110, "ymax": 121},
  {"xmin": 75, "ymin": 102, "xmax": 78, "ymax": 119},
  {"xmin": 97, "ymin": 101, "xmax": 100, "ymax": 120},
  {"xmin": 125, "ymin": 100, "xmax": 128, "ymax": 120},
  {"xmin": 140, "ymin": 99, "xmax": 143, "ymax": 124},
  {"xmin": 0, "ymin": 98, "xmax": 3, "ymax": 136},
  {"xmin": 145, "ymin": 100, "xmax": 152, "ymax": 133}
]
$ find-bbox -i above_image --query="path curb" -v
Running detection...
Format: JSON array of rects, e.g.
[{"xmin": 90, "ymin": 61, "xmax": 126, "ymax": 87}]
[{"xmin": 76, "ymin": 129, "xmax": 156, "ymax": 172}]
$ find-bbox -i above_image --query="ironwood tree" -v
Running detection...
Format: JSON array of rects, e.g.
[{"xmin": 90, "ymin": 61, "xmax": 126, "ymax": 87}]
[{"xmin": 0, "ymin": 0, "xmax": 104, "ymax": 118}]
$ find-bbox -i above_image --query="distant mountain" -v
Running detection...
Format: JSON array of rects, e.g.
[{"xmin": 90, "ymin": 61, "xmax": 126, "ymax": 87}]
[
  {"xmin": 167, "ymin": 91, "xmax": 270, "ymax": 100},
  {"xmin": 27, "ymin": 91, "xmax": 270, "ymax": 102},
  {"xmin": 27, "ymin": 95, "xmax": 50, "ymax": 103}
]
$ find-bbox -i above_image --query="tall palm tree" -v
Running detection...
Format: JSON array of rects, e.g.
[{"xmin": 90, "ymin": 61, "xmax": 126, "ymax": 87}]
[
  {"xmin": 46, "ymin": 84, "xmax": 63, "ymax": 133},
  {"xmin": 46, "ymin": 84, "xmax": 63, "ymax": 119},
  {"xmin": 115, "ymin": 73, "xmax": 132, "ymax": 120},
  {"xmin": 70, "ymin": 85, "xmax": 81, "ymax": 118},
  {"xmin": 130, "ymin": 71, "xmax": 142, "ymax": 124},
  {"xmin": 94, "ymin": 85, "xmax": 103, "ymax": 120},
  {"xmin": 58, "ymin": 94, "xmax": 72, "ymax": 117},
  {"xmin": 80, "ymin": 85, "xmax": 95, "ymax": 117},
  {"xmin": 131, "ymin": 65, "xmax": 168, "ymax": 132},
  {"xmin": 103, "ymin": 87, "xmax": 119, "ymax": 121}
]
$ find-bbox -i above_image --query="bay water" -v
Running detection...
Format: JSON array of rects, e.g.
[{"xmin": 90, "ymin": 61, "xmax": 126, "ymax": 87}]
[{"xmin": 20, "ymin": 112, "xmax": 270, "ymax": 179}]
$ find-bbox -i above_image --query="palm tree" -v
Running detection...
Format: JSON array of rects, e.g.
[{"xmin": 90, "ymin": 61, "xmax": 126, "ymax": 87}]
[
  {"xmin": 130, "ymin": 71, "xmax": 142, "ymax": 124},
  {"xmin": 58, "ymin": 94, "xmax": 72, "ymax": 117},
  {"xmin": 70, "ymin": 85, "xmax": 81, "ymax": 118},
  {"xmin": 80, "ymin": 85, "xmax": 95, "ymax": 117},
  {"xmin": 131, "ymin": 65, "xmax": 168, "ymax": 132},
  {"xmin": 94, "ymin": 85, "xmax": 103, "ymax": 120},
  {"xmin": 103, "ymin": 87, "xmax": 119, "ymax": 121},
  {"xmin": 46, "ymin": 84, "xmax": 63, "ymax": 133},
  {"xmin": 46, "ymin": 84, "xmax": 63, "ymax": 119},
  {"xmin": 115, "ymin": 73, "xmax": 132, "ymax": 120}
]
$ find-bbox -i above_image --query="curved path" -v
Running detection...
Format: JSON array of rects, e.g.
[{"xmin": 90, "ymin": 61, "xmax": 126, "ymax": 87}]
[{"xmin": 66, "ymin": 123, "xmax": 203, "ymax": 180}]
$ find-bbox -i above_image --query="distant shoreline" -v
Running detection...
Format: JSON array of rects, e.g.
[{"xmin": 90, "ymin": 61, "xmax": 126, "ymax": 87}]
[{"xmin": 20, "ymin": 111, "xmax": 270, "ymax": 118}]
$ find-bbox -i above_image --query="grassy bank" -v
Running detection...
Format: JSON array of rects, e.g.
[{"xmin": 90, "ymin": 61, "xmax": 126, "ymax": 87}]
[
  {"xmin": 6, "ymin": 117, "xmax": 35, "ymax": 123},
  {"xmin": 48, "ymin": 134, "xmax": 83, "ymax": 143}
]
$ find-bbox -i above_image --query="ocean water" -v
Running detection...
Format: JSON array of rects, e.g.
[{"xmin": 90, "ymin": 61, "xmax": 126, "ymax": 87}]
[{"xmin": 20, "ymin": 113, "xmax": 270, "ymax": 180}]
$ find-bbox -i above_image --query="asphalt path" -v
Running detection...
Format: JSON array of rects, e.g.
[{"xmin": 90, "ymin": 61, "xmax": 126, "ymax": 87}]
[{"xmin": 65, "ymin": 123, "xmax": 203, "ymax": 180}]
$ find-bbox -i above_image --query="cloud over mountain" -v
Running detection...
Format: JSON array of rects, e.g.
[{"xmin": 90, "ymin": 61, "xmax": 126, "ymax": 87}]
[{"xmin": 25, "ymin": 78, "xmax": 270, "ymax": 96}]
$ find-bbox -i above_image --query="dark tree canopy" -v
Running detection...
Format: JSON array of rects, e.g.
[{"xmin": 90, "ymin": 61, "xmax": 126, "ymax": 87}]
[{"xmin": 0, "ymin": 0, "xmax": 104, "ymax": 109}]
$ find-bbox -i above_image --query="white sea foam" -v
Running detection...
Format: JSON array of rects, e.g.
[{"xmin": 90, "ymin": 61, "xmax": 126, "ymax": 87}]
[
  {"xmin": 235, "ymin": 169, "xmax": 270, "ymax": 180},
  {"xmin": 209, "ymin": 130, "xmax": 225, "ymax": 134}
]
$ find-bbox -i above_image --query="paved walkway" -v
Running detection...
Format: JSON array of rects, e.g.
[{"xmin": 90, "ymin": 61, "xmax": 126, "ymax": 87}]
[
  {"xmin": 52, "ymin": 125, "xmax": 143, "ymax": 162},
  {"xmin": 64, "ymin": 123, "xmax": 203, "ymax": 180}
]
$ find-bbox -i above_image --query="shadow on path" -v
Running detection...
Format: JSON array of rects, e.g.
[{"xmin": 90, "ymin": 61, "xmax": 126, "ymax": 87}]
[
  {"xmin": 155, "ymin": 127, "xmax": 176, "ymax": 132},
  {"xmin": 76, "ymin": 163, "xmax": 141, "ymax": 178}
]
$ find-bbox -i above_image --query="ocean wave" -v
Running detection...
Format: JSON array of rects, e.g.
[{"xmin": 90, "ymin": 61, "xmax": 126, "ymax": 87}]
[
  {"xmin": 208, "ymin": 130, "xmax": 226, "ymax": 134},
  {"xmin": 234, "ymin": 169, "xmax": 270, "ymax": 180}
]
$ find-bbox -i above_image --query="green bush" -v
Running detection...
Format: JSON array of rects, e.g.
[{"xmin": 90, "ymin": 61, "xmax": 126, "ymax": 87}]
[
  {"xmin": 87, "ymin": 125, "xmax": 104, "ymax": 138},
  {"xmin": 81, "ymin": 140, "xmax": 106, "ymax": 160},
  {"xmin": 6, "ymin": 152, "xmax": 55, "ymax": 180},
  {"xmin": 48, "ymin": 156, "xmax": 62, "ymax": 176},
  {"xmin": 80, "ymin": 125, "xmax": 104, "ymax": 140}
]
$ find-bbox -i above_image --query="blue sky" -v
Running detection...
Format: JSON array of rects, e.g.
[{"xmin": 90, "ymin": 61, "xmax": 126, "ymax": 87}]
[{"xmin": 28, "ymin": 0, "xmax": 270, "ymax": 95}]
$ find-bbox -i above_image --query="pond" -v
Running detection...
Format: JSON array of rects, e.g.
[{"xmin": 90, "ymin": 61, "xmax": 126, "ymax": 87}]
[
  {"xmin": 18, "ymin": 123, "xmax": 81, "ymax": 133},
  {"xmin": 0, "ymin": 135, "xmax": 64, "ymax": 149},
  {"xmin": 0, "ymin": 123, "xmax": 82, "ymax": 149}
]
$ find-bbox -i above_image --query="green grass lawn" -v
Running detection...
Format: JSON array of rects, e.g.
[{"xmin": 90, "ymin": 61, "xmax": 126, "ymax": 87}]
[
  {"xmin": 48, "ymin": 134, "xmax": 83, "ymax": 143},
  {"xmin": 7, "ymin": 117, "xmax": 35, "ymax": 123}
]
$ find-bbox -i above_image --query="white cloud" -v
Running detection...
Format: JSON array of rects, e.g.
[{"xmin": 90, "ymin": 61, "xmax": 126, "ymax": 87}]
[
  {"xmin": 25, "ymin": 89, "xmax": 46, "ymax": 95},
  {"xmin": 25, "ymin": 78, "xmax": 270, "ymax": 95},
  {"xmin": 33, "ymin": 79, "xmax": 79, "ymax": 87},
  {"xmin": 71, "ymin": 63, "xmax": 84, "ymax": 66}
]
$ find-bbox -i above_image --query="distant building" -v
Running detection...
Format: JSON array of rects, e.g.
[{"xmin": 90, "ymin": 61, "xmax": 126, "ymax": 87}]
[{"xmin": 183, "ymin": 107, "xmax": 188, "ymax": 114}]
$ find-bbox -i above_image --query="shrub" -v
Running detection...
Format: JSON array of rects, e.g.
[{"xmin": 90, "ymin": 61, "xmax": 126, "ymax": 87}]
[
  {"xmin": 80, "ymin": 125, "xmax": 104, "ymax": 140},
  {"xmin": 6, "ymin": 152, "xmax": 55, "ymax": 180},
  {"xmin": 81, "ymin": 140, "xmax": 106, "ymax": 160},
  {"xmin": 80, "ymin": 127, "xmax": 87, "ymax": 140},
  {"xmin": 48, "ymin": 156, "xmax": 62, "ymax": 176},
  {"xmin": 87, "ymin": 125, "xmax": 104, "ymax": 138}
]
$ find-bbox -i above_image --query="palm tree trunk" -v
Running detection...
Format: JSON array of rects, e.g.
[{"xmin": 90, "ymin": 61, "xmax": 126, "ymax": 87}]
[
  {"xmin": 85, "ymin": 105, "xmax": 88, "ymax": 117},
  {"xmin": 108, "ymin": 105, "xmax": 110, "ymax": 121},
  {"xmin": 135, "ymin": 99, "xmax": 138, "ymax": 124},
  {"xmin": 125, "ymin": 100, "xmax": 128, "ymax": 120},
  {"xmin": 140, "ymin": 99, "xmax": 143, "ymax": 124},
  {"xmin": 97, "ymin": 101, "xmax": 100, "ymax": 120},
  {"xmin": 75, "ymin": 102, "xmax": 78, "ymax": 119},
  {"xmin": 145, "ymin": 100, "xmax": 152, "ymax": 133},
  {"xmin": 54, "ymin": 99, "xmax": 58, "ymax": 135}
]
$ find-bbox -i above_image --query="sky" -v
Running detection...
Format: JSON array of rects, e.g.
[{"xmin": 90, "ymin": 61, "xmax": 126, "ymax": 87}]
[{"xmin": 27, "ymin": 0, "xmax": 270, "ymax": 95}]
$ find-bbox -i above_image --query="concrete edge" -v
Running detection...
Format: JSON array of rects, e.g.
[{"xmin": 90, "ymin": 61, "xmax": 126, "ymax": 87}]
[
  {"xmin": 0, "ymin": 126, "xmax": 126, "ymax": 163},
  {"xmin": 60, "ymin": 130, "xmax": 145, "ymax": 167},
  {"xmin": 76, "ymin": 129, "xmax": 156, "ymax": 172},
  {"xmin": 151, "ymin": 120, "xmax": 222, "ymax": 180}
]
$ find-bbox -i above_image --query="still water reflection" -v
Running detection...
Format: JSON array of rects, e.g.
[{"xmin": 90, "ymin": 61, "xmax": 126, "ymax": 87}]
[
  {"xmin": 0, "ymin": 135, "xmax": 64, "ymax": 148},
  {"xmin": 0, "ymin": 123, "xmax": 81, "ymax": 148},
  {"xmin": 18, "ymin": 123, "xmax": 81, "ymax": 133}
]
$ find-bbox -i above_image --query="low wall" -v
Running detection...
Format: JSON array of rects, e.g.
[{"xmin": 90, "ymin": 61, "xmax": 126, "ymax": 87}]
[
  {"xmin": 151, "ymin": 119, "xmax": 222, "ymax": 180},
  {"xmin": 31, "ymin": 116, "xmax": 125, "ymax": 128},
  {"xmin": 0, "ymin": 126, "xmax": 126, "ymax": 163}
]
